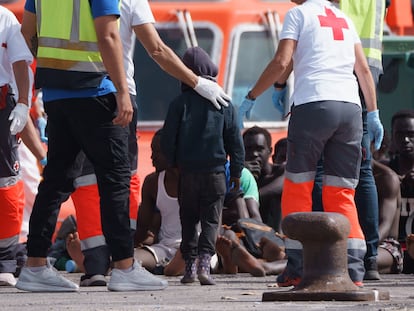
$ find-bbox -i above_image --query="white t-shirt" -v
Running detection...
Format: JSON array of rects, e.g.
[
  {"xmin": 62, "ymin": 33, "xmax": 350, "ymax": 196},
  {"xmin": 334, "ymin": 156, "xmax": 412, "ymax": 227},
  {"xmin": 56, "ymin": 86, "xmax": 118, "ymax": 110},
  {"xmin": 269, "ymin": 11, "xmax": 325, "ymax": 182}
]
[
  {"xmin": 0, "ymin": 6, "xmax": 33, "ymax": 87},
  {"xmin": 280, "ymin": 0, "xmax": 361, "ymax": 106},
  {"xmin": 120, "ymin": 0, "xmax": 155, "ymax": 95}
]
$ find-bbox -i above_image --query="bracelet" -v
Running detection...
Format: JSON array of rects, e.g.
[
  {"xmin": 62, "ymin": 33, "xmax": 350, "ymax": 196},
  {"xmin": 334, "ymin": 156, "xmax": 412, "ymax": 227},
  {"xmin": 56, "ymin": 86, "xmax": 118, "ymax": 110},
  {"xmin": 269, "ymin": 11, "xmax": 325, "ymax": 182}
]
[
  {"xmin": 273, "ymin": 82, "xmax": 287, "ymax": 89},
  {"xmin": 246, "ymin": 90, "xmax": 256, "ymax": 100}
]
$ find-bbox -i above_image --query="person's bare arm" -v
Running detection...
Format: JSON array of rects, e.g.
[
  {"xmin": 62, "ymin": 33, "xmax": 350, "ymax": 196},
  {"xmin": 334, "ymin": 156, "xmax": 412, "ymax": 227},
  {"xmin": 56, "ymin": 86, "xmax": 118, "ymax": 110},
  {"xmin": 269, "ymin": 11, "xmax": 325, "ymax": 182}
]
[
  {"xmin": 374, "ymin": 161, "xmax": 401, "ymax": 241},
  {"xmin": 248, "ymin": 39, "xmax": 296, "ymax": 99},
  {"xmin": 12, "ymin": 60, "xmax": 30, "ymax": 106},
  {"xmin": 94, "ymin": 15, "xmax": 132, "ymax": 127},
  {"xmin": 21, "ymin": 10, "xmax": 38, "ymax": 57},
  {"xmin": 134, "ymin": 23, "xmax": 199, "ymax": 88},
  {"xmin": 354, "ymin": 43, "xmax": 377, "ymax": 112},
  {"xmin": 135, "ymin": 173, "xmax": 159, "ymax": 246},
  {"xmin": 245, "ymin": 198, "xmax": 262, "ymax": 222},
  {"xmin": 133, "ymin": 23, "xmax": 230, "ymax": 108},
  {"xmin": 259, "ymin": 174, "xmax": 284, "ymax": 201}
]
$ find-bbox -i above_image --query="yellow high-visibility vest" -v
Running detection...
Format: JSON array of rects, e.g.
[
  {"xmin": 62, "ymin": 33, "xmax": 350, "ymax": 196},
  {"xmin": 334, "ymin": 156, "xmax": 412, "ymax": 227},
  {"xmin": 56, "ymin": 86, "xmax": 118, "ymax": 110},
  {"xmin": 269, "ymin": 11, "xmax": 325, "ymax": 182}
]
[
  {"xmin": 35, "ymin": 0, "xmax": 106, "ymax": 89},
  {"xmin": 340, "ymin": 0, "xmax": 385, "ymax": 70}
]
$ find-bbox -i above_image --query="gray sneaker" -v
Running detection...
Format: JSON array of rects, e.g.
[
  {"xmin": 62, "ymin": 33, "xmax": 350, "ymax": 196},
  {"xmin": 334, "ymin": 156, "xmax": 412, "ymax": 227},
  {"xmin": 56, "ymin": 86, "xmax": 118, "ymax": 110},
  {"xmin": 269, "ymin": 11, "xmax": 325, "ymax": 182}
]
[
  {"xmin": 16, "ymin": 263, "xmax": 79, "ymax": 292},
  {"xmin": 108, "ymin": 261, "xmax": 168, "ymax": 291}
]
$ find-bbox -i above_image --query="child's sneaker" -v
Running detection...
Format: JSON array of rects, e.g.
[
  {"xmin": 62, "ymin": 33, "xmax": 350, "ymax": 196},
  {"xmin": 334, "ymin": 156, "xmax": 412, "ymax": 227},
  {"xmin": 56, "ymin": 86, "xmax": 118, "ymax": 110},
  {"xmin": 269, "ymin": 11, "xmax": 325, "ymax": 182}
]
[
  {"xmin": 197, "ymin": 254, "xmax": 216, "ymax": 285},
  {"xmin": 181, "ymin": 258, "xmax": 196, "ymax": 284},
  {"xmin": 16, "ymin": 263, "xmax": 79, "ymax": 292},
  {"xmin": 108, "ymin": 261, "xmax": 168, "ymax": 291}
]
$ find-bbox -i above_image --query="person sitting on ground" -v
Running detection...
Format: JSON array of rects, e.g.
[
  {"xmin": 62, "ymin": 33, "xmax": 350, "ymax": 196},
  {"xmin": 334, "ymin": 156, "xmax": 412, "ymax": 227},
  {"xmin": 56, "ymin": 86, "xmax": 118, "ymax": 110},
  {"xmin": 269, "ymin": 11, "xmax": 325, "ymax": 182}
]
[
  {"xmin": 133, "ymin": 129, "xmax": 183, "ymax": 276},
  {"xmin": 372, "ymin": 157, "xmax": 403, "ymax": 274},
  {"xmin": 243, "ymin": 126, "xmax": 284, "ymax": 232},
  {"xmin": 387, "ymin": 109, "xmax": 414, "ymax": 273},
  {"xmin": 218, "ymin": 159, "xmax": 287, "ymax": 277}
]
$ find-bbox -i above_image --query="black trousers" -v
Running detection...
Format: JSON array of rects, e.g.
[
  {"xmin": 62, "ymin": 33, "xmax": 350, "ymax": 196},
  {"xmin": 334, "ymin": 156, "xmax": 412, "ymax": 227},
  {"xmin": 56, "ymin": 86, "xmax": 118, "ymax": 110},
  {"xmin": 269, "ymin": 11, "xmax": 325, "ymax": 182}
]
[
  {"xmin": 179, "ymin": 171, "xmax": 226, "ymax": 260},
  {"xmin": 27, "ymin": 94, "xmax": 133, "ymax": 261}
]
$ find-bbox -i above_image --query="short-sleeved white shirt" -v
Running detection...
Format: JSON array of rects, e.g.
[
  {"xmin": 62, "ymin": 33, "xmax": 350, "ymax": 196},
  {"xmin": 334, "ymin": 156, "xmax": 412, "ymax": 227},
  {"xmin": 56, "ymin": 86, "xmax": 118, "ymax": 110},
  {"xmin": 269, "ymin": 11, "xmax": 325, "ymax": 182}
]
[
  {"xmin": 0, "ymin": 6, "xmax": 33, "ymax": 87},
  {"xmin": 120, "ymin": 0, "xmax": 155, "ymax": 95},
  {"xmin": 280, "ymin": 0, "xmax": 361, "ymax": 106}
]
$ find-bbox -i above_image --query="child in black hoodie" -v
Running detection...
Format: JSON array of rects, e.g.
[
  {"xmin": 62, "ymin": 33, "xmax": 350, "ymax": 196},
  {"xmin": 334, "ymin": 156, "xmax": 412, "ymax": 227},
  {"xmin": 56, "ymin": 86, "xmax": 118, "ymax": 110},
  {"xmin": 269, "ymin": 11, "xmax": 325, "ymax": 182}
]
[{"xmin": 161, "ymin": 47, "xmax": 244, "ymax": 285}]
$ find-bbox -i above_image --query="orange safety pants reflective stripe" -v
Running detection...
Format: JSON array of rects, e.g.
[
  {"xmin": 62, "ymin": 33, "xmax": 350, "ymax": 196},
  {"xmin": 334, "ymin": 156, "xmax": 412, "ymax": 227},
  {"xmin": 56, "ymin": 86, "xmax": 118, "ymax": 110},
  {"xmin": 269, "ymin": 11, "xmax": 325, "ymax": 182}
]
[
  {"xmin": 322, "ymin": 185, "xmax": 365, "ymax": 239},
  {"xmin": 72, "ymin": 174, "xmax": 140, "ymax": 240},
  {"xmin": 0, "ymin": 180, "xmax": 24, "ymax": 239},
  {"xmin": 71, "ymin": 184, "xmax": 101, "ymax": 240},
  {"xmin": 281, "ymin": 178, "xmax": 314, "ymax": 218}
]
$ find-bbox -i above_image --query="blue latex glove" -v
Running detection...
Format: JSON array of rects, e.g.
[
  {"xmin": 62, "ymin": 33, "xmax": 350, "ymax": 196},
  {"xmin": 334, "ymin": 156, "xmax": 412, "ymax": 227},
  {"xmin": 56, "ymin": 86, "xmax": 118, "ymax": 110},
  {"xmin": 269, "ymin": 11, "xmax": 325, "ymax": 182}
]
[
  {"xmin": 238, "ymin": 98, "xmax": 255, "ymax": 129},
  {"xmin": 40, "ymin": 157, "xmax": 47, "ymax": 167},
  {"xmin": 272, "ymin": 86, "xmax": 287, "ymax": 115},
  {"xmin": 36, "ymin": 116, "xmax": 48, "ymax": 144},
  {"xmin": 367, "ymin": 109, "xmax": 384, "ymax": 151}
]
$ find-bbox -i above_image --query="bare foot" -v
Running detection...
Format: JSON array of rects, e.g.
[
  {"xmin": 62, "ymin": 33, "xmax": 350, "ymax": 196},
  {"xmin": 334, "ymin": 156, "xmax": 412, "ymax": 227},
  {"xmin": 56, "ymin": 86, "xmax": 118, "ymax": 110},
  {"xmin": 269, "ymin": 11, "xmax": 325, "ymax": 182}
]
[
  {"xmin": 66, "ymin": 232, "xmax": 85, "ymax": 272},
  {"xmin": 259, "ymin": 236, "xmax": 285, "ymax": 262},
  {"xmin": 231, "ymin": 243, "xmax": 265, "ymax": 277},
  {"xmin": 260, "ymin": 259, "xmax": 287, "ymax": 275},
  {"xmin": 216, "ymin": 236, "xmax": 238, "ymax": 274}
]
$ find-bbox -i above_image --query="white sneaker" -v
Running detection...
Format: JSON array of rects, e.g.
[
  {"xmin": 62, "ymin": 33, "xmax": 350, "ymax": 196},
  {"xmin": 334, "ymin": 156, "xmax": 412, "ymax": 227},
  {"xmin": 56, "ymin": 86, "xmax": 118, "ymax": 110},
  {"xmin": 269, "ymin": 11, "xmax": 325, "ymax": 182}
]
[
  {"xmin": 0, "ymin": 273, "xmax": 17, "ymax": 286},
  {"xmin": 15, "ymin": 263, "xmax": 79, "ymax": 292},
  {"xmin": 108, "ymin": 261, "xmax": 168, "ymax": 291}
]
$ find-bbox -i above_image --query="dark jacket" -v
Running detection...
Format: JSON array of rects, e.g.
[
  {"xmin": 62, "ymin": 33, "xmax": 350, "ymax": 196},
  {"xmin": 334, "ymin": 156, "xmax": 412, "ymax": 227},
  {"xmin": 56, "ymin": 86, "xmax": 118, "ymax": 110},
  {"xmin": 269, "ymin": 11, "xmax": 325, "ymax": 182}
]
[{"xmin": 161, "ymin": 89, "xmax": 244, "ymax": 178}]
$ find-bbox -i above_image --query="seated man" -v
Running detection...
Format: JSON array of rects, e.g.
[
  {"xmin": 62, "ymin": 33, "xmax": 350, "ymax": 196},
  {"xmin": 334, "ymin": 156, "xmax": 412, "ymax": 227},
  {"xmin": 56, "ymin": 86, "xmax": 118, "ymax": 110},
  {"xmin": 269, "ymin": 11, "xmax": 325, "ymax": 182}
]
[
  {"xmin": 218, "ymin": 160, "xmax": 286, "ymax": 276},
  {"xmin": 133, "ymin": 129, "xmax": 182, "ymax": 275},
  {"xmin": 372, "ymin": 159, "xmax": 403, "ymax": 274},
  {"xmin": 387, "ymin": 109, "xmax": 414, "ymax": 273},
  {"xmin": 243, "ymin": 126, "xmax": 284, "ymax": 232}
]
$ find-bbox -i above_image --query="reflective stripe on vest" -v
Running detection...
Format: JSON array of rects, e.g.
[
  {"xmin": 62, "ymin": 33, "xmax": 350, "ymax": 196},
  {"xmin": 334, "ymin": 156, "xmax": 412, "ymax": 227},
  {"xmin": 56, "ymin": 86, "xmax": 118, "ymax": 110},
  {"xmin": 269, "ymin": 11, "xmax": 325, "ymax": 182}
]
[
  {"xmin": 340, "ymin": 0, "xmax": 385, "ymax": 69},
  {"xmin": 35, "ymin": 0, "xmax": 106, "ymax": 87}
]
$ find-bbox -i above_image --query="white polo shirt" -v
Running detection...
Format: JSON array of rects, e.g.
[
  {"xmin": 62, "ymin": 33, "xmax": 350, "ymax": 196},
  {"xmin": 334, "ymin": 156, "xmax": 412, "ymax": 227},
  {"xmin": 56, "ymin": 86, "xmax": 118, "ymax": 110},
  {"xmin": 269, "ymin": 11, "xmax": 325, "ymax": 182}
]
[
  {"xmin": 280, "ymin": 0, "xmax": 361, "ymax": 107},
  {"xmin": 120, "ymin": 0, "xmax": 155, "ymax": 96},
  {"xmin": 0, "ymin": 6, "xmax": 32, "ymax": 87}
]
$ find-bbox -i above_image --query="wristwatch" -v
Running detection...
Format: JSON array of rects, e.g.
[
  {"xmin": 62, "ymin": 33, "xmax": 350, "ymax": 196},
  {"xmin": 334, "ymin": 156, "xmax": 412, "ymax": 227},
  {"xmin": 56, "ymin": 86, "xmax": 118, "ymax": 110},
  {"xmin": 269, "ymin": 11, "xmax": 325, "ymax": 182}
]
[
  {"xmin": 246, "ymin": 90, "xmax": 256, "ymax": 100},
  {"xmin": 273, "ymin": 82, "xmax": 287, "ymax": 89}
]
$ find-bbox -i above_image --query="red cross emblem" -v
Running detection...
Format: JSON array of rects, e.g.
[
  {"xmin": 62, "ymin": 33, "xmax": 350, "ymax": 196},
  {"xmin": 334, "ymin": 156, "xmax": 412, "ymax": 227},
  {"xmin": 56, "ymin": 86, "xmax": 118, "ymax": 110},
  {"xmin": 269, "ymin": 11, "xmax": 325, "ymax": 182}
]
[
  {"xmin": 13, "ymin": 161, "xmax": 20, "ymax": 172},
  {"xmin": 318, "ymin": 7, "xmax": 349, "ymax": 41}
]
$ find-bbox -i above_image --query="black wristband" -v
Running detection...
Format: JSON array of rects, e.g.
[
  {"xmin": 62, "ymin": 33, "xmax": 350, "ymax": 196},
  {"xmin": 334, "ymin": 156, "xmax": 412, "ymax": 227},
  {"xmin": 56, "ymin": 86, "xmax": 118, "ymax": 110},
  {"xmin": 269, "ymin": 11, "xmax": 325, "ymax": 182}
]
[
  {"xmin": 273, "ymin": 82, "xmax": 287, "ymax": 89},
  {"xmin": 246, "ymin": 90, "xmax": 256, "ymax": 100}
]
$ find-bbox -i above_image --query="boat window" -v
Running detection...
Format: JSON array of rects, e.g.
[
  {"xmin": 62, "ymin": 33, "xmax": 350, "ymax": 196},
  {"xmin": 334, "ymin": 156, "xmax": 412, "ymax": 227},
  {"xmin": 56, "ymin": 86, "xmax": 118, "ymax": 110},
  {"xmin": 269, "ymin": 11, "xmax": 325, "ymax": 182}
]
[
  {"xmin": 133, "ymin": 22, "xmax": 222, "ymax": 124},
  {"xmin": 226, "ymin": 24, "xmax": 289, "ymax": 127}
]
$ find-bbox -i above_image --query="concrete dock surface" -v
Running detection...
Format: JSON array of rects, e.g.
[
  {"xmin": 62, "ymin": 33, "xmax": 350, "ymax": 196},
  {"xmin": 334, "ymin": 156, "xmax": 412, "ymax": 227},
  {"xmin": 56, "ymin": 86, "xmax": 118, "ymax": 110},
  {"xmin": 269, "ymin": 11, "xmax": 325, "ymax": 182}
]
[{"xmin": 2, "ymin": 272, "xmax": 414, "ymax": 310}]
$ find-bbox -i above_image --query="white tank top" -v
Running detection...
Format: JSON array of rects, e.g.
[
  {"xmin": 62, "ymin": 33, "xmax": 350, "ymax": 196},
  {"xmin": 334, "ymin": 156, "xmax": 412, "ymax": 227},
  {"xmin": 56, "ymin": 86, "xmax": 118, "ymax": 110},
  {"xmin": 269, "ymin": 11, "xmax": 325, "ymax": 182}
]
[{"xmin": 156, "ymin": 171, "xmax": 182, "ymax": 248}]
